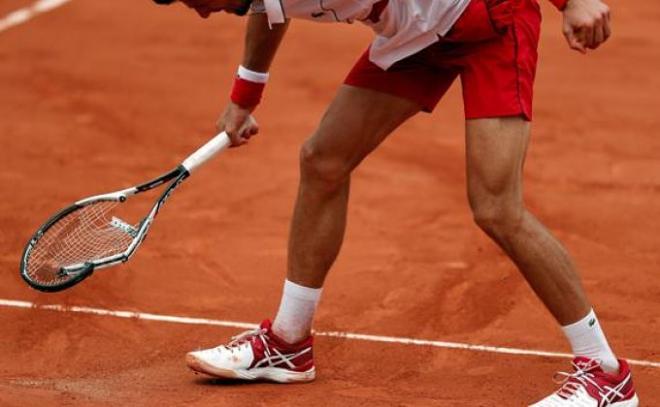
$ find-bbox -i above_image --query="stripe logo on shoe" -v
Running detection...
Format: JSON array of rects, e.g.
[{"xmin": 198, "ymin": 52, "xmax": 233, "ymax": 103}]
[
  {"xmin": 596, "ymin": 373, "xmax": 632, "ymax": 407},
  {"xmin": 253, "ymin": 347, "xmax": 312, "ymax": 369}
]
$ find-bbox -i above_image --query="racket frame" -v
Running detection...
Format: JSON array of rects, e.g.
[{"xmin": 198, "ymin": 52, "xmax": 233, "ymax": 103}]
[
  {"xmin": 20, "ymin": 132, "xmax": 230, "ymax": 292},
  {"xmin": 20, "ymin": 166, "xmax": 188, "ymax": 292}
]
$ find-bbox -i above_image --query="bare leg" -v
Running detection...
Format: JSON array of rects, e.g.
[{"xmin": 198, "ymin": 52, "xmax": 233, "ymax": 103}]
[
  {"xmin": 286, "ymin": 85, "xmax": 420, "ymax": 288},
  {"xmin": 465, "ymin": 117, "xmax": 590, "ymax": 325}
]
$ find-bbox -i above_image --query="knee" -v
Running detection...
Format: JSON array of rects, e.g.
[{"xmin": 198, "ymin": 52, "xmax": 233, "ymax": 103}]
[
  {"xmin": 470, "ymin": 194, "xmax": 525, "ymax": 239},
  {"xmin": 299, "ymin": 137, "xmax": 351, "ymax": 191}
]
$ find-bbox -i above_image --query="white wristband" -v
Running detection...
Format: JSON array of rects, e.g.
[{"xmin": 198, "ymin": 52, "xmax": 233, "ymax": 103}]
[{"xmin": 237, "ymin": 65, "xmax": 269, "ymax": 84}]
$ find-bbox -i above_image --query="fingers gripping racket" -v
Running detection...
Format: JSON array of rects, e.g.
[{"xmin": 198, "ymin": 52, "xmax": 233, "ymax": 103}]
[{"xmin": 20, "ymin": 132, "xmax": 231, "ymax": 292}]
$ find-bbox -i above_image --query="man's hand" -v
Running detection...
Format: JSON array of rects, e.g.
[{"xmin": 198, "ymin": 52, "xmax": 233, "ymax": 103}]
[
  {"xmin": 216, "ymin": 102, "xmax": 259, "ymax": 147},
  {"xmin": 562, "ymin": 0, "xmax": 611, "ymax": 53}
]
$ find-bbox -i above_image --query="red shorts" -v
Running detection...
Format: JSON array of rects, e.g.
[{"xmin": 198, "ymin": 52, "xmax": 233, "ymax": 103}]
[{"xmin": 344, "ymin": 0, "xmax": 542, "ymax": 120}]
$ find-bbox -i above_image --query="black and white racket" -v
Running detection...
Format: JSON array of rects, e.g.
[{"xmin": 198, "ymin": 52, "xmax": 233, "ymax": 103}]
[{"xmin": 20, "ymin": 132, "xmax": 231, "ymax": 292}]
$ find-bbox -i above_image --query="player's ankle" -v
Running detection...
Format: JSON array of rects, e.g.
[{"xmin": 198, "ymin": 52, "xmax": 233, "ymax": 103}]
[
  {"xmin": 561, "ymin": 308, "xmax": 620, "ymax": 373},
  {"xmin": 272, "ymin": 279, "xmax": 322, "ymax": 344},
  {"xmin": 271, "ymin": 323, "xmax": 310, "ymax": 345},
  {"xmin": 599, "ymin": 358, "xmax": 621, "ymax": 374}
]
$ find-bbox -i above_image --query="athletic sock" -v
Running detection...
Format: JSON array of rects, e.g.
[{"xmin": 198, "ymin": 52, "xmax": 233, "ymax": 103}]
[
  {"xmin": 272, "ymin": 279, "xmax": 322, "ymax": 344},
  {"xmin": 561, "ymin": 308, "xmax": 620, "ymax": 373}
]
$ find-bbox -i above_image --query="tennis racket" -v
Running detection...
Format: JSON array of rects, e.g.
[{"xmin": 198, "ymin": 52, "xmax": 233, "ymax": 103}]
[{"xmin": 20, "ymin": 131, "xmax": 231, "ymax": 292}]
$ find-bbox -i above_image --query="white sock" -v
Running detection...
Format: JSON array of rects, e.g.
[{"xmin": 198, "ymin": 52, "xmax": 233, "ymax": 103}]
[
  {"xmin": 272, "ymin": 279, "xmax": 322, "ymax": 344},
  {"xmin": 561, "ymin": 309, "xmax": 620, "ymax": 373}
]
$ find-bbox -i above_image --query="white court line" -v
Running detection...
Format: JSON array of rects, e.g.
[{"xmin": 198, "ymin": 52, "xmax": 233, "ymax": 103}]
[
  {"xmin": 0, "ymin": 0, "xmax": 71, "ymax": 33},
  {"xmin": 2, "ymin": 298, "xmax": 659, "ymax": 369}
]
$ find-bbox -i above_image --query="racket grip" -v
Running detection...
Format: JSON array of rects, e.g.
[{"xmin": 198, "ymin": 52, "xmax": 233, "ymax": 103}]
[{"xmin": 181, "ymin": 132, "xmax": 231, "ymax": 174}]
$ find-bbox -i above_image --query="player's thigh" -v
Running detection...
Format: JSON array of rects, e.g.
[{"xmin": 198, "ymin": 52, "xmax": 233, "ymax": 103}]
[
  {"xmin": 459, "ymin": 0, "xmax": 541, "ymax": 120},
  {"xmin": 303, "ymin": 85, "xmax": 420, "ymax": 174},
  {"xmin": 465, "ymin": 117, "xmax": 530, "ymax": 207}
]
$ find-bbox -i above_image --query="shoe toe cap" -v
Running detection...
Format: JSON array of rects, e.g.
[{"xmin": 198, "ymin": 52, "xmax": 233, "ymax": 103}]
[{"xmin": 187, "ymin": 346, "xmax": 253, "ymax": 370}]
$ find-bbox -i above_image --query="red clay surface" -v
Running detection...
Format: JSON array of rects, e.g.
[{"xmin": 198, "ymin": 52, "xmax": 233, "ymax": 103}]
[
  {"xmin": 0, "ymin": 0, "xmax": 34, "ymax": 16},
  {"xmin": 1, "ymin": 0, "xmax": 659, "ymax": 405}
]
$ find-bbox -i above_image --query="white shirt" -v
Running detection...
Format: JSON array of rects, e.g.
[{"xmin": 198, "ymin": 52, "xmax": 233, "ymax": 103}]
[{"xmin": 256, "ymin": 0, "xmax": 471, "ymax": 69}]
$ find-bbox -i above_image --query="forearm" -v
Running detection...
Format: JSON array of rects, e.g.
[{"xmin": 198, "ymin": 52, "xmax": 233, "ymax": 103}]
[{"xmin": 242, "ymin": 13, "xmax": 290, "ymax": 72}]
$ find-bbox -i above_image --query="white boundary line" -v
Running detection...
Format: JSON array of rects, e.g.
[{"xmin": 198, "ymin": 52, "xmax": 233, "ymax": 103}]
[
  {"xmin": 0, "ymin": 0, "xmax": 72, "ymax": 33},
  {"xmin": 2, "ymin": 298, "xmax": 659, "ymax": 369}
]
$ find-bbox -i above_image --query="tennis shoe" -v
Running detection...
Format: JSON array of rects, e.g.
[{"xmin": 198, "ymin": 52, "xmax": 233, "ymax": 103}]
[
  {"xmin": 186, "ymin": 319, "xmax": 315, "ymax": 383},
  {"xmin": 530, "ymin": 357, "xmax": 639, "ymax": 406}
]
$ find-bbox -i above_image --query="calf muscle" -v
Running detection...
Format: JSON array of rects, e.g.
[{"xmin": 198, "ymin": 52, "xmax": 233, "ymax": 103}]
[{"xmin": 466, "ymin": 117, "xmax": 590, "ymax": 325}]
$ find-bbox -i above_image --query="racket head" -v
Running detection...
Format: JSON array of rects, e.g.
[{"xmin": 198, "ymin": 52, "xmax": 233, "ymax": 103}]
[
  {"xmin": 20, "ymin": 196, "xmax": 137, "ymax": 292},
  {"xmin": 20, "ymin": 167, "xmax": 188, "ymax": 293}
]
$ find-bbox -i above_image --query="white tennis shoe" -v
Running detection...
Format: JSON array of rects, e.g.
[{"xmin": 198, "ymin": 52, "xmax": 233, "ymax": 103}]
[
  {"xmin": 186, "ymin": 319, "xmax": 315, "ymax": 383},
  {"xmin": 530, "ymin": 357, "xmax": 639, "ymax": 406}
]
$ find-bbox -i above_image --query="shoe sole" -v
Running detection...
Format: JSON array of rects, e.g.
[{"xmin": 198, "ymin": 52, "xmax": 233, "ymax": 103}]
[
  {"xmin": 529, "ymin": 393, "xmax": 639, "ymax": 407},
  {"xmin": 616, "ymin": 394, "xmax": 640, "ymax": 407},
  {"xmin": 185, "ymin": 353, "xmax": 316, "ymax": 384}
]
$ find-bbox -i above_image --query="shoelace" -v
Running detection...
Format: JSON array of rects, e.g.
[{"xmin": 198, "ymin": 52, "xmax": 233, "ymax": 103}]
[
  {"xmin": 220, "ymin": 327, "xmax": 267, "ymax": 354},
  {"xmin": 552, "ymin": 359, "xmax": 626, "ymax": 406}
]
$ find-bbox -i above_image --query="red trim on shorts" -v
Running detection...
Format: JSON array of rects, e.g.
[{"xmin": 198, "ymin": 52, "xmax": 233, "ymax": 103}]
[
  {"xmin": 344, "ymin": 0, "xmax": 542, "ymax": 121},
  {"xmin": 548, "ymin": 0, "xmax": 567, "ymax": 10}
]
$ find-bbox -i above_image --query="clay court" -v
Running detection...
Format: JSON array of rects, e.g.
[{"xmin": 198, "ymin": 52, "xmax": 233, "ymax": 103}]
[{"xmin": 0, "ymin": 0, "xmax": 658, "ymax": 405}]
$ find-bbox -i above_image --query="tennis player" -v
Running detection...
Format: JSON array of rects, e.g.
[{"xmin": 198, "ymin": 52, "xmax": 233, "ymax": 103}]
[{"xmin": 170, "ymin": 0, "xmax": 639, "ymax": 405}]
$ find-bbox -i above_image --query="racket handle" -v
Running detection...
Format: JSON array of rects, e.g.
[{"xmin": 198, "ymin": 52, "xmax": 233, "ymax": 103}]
[{"xmin": 181, "ymin": 132, "xmax": 231, "ymax": 174}]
